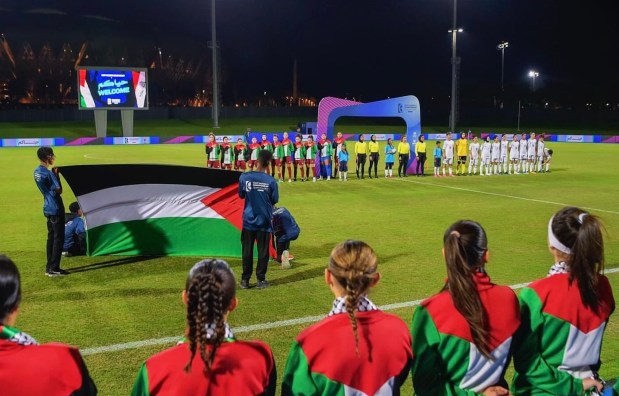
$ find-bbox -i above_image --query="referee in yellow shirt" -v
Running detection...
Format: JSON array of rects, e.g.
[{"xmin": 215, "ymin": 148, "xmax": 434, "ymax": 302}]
[
  {"xmin": 397, "ymin": 135, "xmax": 411, "ymax": 177},
  {"xmin": 354, "ymin": 135, "xmax": 369, "ymax": 179},
  {"xmin": 455, "ymin": 132, "xmax": 468, "ymax": 176},
  {"xmin": 414, "ymin": 135, "xmax": 427, "ymax": 176},
  {"xmin": 368, "ymin": 135, "xmax": 380, "ymax": 179}
]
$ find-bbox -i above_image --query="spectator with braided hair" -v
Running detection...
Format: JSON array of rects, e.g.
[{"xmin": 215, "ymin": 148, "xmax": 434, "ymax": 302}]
[
  {"xmin": 411, "ymin": 220, "xmax": 520, "ymax": 396},
  {"xmin": 131, "ymin": 259, "xmax": 276, "ymax": 396},
  {"xmin": 281, "ymin": 240, "xmax": 412, "ymax": 395}
]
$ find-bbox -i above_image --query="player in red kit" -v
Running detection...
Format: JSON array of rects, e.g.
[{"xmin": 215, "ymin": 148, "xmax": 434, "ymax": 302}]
[
  {"xmin": 247, "ymin": 137, "xmax": 261, "ymax": 171},
  {"xmin": 220, "ymin": 136, "xmax": 233, "ymax": 170},
  {"xmin": 234, "ymin": 138, "xmax": 247, "ymax": 171},
  {"xmin": 281, "ymin": 132, "xmax": 294, "ymax": 182},
  {"xmin": 260, "ymin": 134, "xmax": 273, "ymax": 175},
  {"xmin": 293, "ymin": 134, "xmax": 307, "ymax": 181},
  {"xmin": 205, "ymin": 133, "xmax": 220, "ymax": 168}
]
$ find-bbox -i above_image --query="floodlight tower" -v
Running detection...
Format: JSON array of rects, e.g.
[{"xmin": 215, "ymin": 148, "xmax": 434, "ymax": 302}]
[
  {"xmin": 448, "ymin": 0, "xmax": 463, "ymax": 133},
  {"xmin": 211, "ymin": 0, "xmax": 220, "ymax": 127},
  {"xmin": 497, "ymin": 41, "xmax": 509, "ymax": 92}
]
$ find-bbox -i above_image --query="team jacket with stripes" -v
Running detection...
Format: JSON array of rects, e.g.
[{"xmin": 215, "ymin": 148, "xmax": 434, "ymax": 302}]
[
  {"xmin": 0, "ymin": 325, "xmax": 97, "ymax": 396},
  {"xmin": 281, "ymin": 310, "xmax": 413, "ymax": 395},
  {"xmin": 131, "ymin": 339, "xmax": 276, "ymax": 396},
  {"xmin": 511, "ymin": 273, "xmax": 615, "ymax": 395},
  {"xmin": 411, "ymin": 272, "xmax": 520, "ymax": 395}
]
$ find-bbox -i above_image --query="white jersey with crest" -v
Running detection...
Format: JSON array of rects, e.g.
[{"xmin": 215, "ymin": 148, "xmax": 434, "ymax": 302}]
[
  {"xmin": 528, "ymin": 138, "xmax": 537, "ymax": 156},
  {"xmin": 443, "ymin": 139, "xmax": 455, "ymax": 159},
  {"xmin": 537, "ymin": 140, "xmax": 545, "ymax": 157},
  {"xmin": 500, "ymin": 140, "xmax": 509, "ymax": 158},
  {"xmin": 469, "ymin": 142, "xmax": 480, "ymax": 159},
  {"xmin": 491, "ymin": 142, "xmax": 501, "ymax": 160},
  {"xmin": 481, "ymin": 142, "xmax": 491, "ymax": 159},
  {"xmin": 519, "ymin": 138, "xmax": 528, "ymax": 158},
  {"xmin": 510, "ymin": 140, "xmax": 520, "ymax": 160}
]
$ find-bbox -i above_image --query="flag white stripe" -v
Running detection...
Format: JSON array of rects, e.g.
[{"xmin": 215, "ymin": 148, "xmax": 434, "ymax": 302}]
[{"xmin": 78, "ymin": 184, "xmax": 223, "ymax": 229}]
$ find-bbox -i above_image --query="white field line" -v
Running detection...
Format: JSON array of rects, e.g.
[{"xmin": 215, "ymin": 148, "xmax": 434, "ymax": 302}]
[
  {"xmin": 393, "ymin": 177, "xmax": 619, "ymax": 215},
  {"xmin": 80, "ymin": 267, "xmax": 619, "ymax": 356}
]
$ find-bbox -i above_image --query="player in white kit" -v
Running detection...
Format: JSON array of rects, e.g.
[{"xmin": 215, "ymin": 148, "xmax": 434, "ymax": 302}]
[
  {"xmin": 491, "ymin": 135, "xmax": 501, "ymax": 175},
  {"xmin": 519, "ymin": 132, "xmax": 528, "ymax": 173},
  {"xmin": 536, "ymin": 135, "xmax": 545, "ymax": 172},
  {"xmin": 468, "ymin": 136, "xmax": 480, "ymax": 175},
  {"xmin": 527, "ymin": 132, "xmax": 537, "ymax": 173},
  {"xmin": 500, "ymin": 134, "xmax": 509, "ymax": 174},
  {"xmin": 442, "ymin": 132, "xmax": 455, "ymax": 177},
  {"xmin": 480, "ymin": 136, "xmax": 492, "ymax": 176},
  {"xmin": 509, "ymin": 135, "xmax": 520, "ymax": 174}
]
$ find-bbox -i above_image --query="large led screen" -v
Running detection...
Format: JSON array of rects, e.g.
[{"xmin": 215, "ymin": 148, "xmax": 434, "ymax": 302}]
[{"xmin": 78, "ymin": 67, "xmax": 148, "ymax": 109}]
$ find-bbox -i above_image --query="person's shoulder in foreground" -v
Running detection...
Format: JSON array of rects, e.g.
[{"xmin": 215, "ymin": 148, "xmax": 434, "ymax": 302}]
[{"xmin": 0, "ymin": 255, "xmax": 97, "ymax": 396}]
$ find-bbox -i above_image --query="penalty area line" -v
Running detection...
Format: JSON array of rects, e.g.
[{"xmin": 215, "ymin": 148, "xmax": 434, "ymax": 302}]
[
  {"xmin": 80, "ymin": 267, "xmax": 619, "ymax": 356},
  {"xmin": 393, "ymin": 177, "xmax": 619, "ymax": 215}
]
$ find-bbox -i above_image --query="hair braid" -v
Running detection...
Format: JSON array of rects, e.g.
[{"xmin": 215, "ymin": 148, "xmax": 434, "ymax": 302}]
[
  {"xmin": 328, "ymin": 241, "xmax": 378, "ymax": 356},
  {"xmin": 183, "ymin": 259, "xmax": 236, "ymax": 375},
  {"xmin": 184, "ymin": 274, "xmax": 201, "ymax": 373}
]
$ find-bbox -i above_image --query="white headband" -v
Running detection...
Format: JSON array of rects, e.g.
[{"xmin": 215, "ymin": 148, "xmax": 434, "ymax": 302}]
[{"xmin": 548, "ymin": 216, "xmax": 571, "ymax": 255}]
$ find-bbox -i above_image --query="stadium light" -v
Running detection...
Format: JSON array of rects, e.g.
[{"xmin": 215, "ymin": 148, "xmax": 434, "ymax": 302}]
[
  {"xmin": 497, "ymin": 41, "xmax": 509, "ymax": 92},
  {"xmin": 449, "ymin": 0, "xmax": 463, "ymax": 133},
  {"xmin": 528, "ymin": 70, "xmax": 539, "ymax": 92}
]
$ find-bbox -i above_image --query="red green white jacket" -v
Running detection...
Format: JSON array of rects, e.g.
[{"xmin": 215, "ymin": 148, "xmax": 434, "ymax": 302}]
[
  {"xmin": 131, "ymin": 337, "xmax": 276, "ymax": 396},
  {"xmin": 511, "ymin": 272, "xmax": 615, "ymax": 395},
  {"xmin": 0, "ymin": 325, "xmax": 97, "ymax": 396},
  {"xmin": 411, "ymin": 272, "xmax": 520, "ymax": 395},
  {"xmin": 282, "ymin": 304, "xmax": 412, "ymax": 395}
]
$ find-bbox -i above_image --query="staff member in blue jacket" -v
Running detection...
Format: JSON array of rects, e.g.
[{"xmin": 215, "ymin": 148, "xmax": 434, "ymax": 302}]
[
  {"xmin": 34, "ymin": 147, "xmax": 68, "ymax": 277},
  {"xmin": 63, "ymin": 202, "xmax": 86, "ymax": 257},
  {"xmin": 238, "ymin": 150, "xmax": 279, "ymax": 289},
  {"xmin": 272, "ymin": 207, "xmax": 300, "ymax": 269}
]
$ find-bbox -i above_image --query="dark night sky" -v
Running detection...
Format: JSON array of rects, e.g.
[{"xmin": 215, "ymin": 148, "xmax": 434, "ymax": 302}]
[{"xmin": 2, "ymin": 0, "xmax": 619, "ymax": 102}]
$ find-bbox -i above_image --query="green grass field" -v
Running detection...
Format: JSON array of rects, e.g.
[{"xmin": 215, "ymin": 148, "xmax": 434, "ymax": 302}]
[{"xmin": 2, "ymin": 140, "xmax": 619, "ymax": 395}]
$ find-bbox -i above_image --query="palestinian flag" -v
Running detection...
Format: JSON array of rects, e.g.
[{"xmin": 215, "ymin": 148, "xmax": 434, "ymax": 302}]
[{"xmin": 60, "ymin": 164, "xmax": 245, "ymax": 257}]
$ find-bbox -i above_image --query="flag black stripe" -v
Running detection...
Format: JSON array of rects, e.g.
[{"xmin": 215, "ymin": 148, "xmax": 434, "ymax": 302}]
[{"xmin": 60, "ymin": 164, "xmax": 241, "ymax": 196}]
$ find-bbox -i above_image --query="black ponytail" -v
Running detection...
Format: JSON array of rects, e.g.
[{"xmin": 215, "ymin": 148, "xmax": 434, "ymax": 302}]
[
  {"xmin": 442, "ymin": 221, "xmax": 492, "ymax": 358},
  {"xmin": 552, "ymin": 207, "xmax": 604, "ymax": 312}
]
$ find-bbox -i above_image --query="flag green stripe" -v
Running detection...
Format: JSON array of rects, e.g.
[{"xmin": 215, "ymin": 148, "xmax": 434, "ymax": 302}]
[{"xmin": 87, "ymin": 217, "xmax": 241, "ymax": 257}]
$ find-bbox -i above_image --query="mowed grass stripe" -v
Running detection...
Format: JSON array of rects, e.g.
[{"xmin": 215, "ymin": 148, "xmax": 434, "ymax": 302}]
[
  {"xmin": 393, "ymin": 177, "xmax": 619, "ymax": 215},
  {"xmin": 81, "ymin": 267, "xmax": 619, "ymax": 356}
]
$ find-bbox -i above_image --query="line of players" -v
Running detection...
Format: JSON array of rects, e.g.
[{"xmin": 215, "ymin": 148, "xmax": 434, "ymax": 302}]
[
  {"xmin": 436, "ymin": 132, "xmax": 554, "ymax": 177},
  {"xmin": 205, "ymin": 131, "xmax": 347, "ymax": 182}
]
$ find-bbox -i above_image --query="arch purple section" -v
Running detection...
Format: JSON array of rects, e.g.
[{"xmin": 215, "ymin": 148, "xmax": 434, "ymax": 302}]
[
  {"xmin": 316, "ymin": 97, "xmax": 361, "ymax": 137},
  {"xmin": 316, "ymin": 95, "xmax": 422, "ymax": 174}
]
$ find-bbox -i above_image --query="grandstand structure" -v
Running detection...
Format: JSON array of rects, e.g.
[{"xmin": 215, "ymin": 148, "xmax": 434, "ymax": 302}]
[{"xmin": 0, "ymin": 9, "xmax": 215, "ymax": 108}]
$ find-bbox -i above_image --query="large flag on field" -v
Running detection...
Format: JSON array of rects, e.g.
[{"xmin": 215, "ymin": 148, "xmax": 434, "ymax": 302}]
[{"xmin": 60, "ymin": 164, "xmax": 246, "ymax": 257}]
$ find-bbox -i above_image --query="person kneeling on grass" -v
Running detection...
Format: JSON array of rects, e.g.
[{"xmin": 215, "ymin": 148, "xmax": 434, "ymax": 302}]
[
  {"xmin": 411, "ymin": 220, "xmax": 520, "ymax": 396},
  {"xmin": 281, "ymin": 240, "xmax": 412, "ymax": 395},
  {"xmin": 63, "ymin": 201, "xmax": 86, "ymax": 257},
  {"xmin": 272, "ymin": 206, "xmax": 300, "ymax": 269},
  {"xmin": 0, "ymin": 255, "xmax": 97, "ymax": 396},
  {"xmin": 131, "ymin": 259, "xmax": 276, "ymax": 396}
]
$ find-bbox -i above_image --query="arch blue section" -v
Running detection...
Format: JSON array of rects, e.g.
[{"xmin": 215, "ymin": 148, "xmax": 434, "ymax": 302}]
[{"xmin": 326, "ymin": 95, "xmax": 421, "ymax": 174}]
